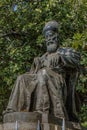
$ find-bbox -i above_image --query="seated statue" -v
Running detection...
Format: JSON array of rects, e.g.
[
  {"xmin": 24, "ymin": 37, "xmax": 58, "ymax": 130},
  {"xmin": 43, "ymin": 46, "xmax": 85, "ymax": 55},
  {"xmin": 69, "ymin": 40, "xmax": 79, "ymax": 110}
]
[{"xmin": 4, "ymin": 21, "xmax": 81, "ymax": 122}]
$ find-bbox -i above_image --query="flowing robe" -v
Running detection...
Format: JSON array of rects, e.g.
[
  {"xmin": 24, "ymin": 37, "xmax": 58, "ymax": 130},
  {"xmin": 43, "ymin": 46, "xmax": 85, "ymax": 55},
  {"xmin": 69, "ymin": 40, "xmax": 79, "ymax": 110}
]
[{"xmin": 6, "ymin": 47, "xmax": 80, "ymax": 120}]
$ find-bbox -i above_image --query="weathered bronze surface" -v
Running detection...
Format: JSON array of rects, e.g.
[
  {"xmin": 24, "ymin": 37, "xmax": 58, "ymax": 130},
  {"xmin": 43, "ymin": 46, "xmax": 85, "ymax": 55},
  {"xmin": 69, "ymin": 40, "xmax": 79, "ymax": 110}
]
[{"xmin": 4, "ymin": 21, "xmax": 81, "ymax": 122}]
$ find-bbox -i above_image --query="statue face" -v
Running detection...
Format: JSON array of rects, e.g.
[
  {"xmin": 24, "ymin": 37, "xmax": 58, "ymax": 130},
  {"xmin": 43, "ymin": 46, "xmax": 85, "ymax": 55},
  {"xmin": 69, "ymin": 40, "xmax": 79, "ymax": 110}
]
[{"xmin": 45, "ymin": 30, "xmax": 58, "ymax": 53}]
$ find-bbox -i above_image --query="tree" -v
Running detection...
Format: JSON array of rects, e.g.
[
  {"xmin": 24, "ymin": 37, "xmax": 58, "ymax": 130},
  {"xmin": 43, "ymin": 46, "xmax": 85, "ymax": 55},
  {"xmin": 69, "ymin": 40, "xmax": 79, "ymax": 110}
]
[{"xmin": 0, "ymin": 0, "xmax": 87, "ymax": 126}]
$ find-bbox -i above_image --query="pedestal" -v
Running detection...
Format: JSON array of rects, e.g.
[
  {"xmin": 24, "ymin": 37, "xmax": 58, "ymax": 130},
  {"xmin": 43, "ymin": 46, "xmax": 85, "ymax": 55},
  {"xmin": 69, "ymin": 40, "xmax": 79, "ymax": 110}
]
[{"xmin": 2, "ymin": 112, "xmax": 82, "ymax": 130}]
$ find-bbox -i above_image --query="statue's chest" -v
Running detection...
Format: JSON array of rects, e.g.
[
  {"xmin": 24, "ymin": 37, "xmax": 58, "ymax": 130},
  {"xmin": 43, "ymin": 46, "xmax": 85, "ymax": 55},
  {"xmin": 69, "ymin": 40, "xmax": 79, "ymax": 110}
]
[{"xmin": 43, "ymin": 53, "xmax": 60, "ymax": 68}]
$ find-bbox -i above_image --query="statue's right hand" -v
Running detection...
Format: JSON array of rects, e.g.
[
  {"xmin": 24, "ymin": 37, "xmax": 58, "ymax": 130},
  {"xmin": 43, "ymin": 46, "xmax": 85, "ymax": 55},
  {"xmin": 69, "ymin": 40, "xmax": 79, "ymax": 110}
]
[{"xmin": 49, "ymin": 54, "xmax": 60, "ymax": 68}]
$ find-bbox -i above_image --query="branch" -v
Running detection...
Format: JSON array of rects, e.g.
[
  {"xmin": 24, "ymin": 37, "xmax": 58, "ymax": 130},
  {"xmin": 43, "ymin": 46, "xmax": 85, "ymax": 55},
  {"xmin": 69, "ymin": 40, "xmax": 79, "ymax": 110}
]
[{"xmin": 0, "ymin": 31, "xmax": 28, "ymax": 38}]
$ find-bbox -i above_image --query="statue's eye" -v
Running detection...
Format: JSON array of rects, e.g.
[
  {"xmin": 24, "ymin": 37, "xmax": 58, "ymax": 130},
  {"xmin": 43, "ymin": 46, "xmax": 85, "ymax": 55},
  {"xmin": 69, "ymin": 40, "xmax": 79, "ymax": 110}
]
[
  {"xmin": 46, "ymin": 34, "xmax": 52, "ymax": 38},
  {"xmin": 45, "ymin": 30, "xmax": 55, "ymax": 38}
]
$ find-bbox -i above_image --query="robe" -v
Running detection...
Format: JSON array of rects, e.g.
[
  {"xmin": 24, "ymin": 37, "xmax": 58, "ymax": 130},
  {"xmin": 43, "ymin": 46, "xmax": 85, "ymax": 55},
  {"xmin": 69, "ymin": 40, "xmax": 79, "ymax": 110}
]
[{"xmin": 5, "ymin": 47, "xmax": 80, "ymax": 121}]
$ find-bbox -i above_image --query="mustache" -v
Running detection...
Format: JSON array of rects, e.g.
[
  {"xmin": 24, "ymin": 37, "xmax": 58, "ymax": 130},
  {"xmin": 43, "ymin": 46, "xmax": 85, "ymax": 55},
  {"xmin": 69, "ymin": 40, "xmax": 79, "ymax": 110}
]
[{"xmin": 46, "ymin": 41, "xmax": 56, "ymax": 45}]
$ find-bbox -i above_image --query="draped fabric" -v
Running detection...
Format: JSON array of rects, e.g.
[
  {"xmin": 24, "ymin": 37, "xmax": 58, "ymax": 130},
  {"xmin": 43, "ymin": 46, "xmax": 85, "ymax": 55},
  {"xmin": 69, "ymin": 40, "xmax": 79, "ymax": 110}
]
[{"xmin": 6, "ymin": 48, "xmax": 80, "ymax": 121}]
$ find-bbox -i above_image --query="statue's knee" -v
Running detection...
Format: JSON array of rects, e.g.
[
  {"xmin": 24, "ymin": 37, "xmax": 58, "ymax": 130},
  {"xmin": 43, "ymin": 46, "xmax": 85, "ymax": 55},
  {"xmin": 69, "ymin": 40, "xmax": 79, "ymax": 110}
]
[
  {"xmin": 39, "ymin": 69, "xmax": 47, "ymax": 77},
  {"xmin": 37, "ymin": 69, "xmax": 48, "ymax": 84}
]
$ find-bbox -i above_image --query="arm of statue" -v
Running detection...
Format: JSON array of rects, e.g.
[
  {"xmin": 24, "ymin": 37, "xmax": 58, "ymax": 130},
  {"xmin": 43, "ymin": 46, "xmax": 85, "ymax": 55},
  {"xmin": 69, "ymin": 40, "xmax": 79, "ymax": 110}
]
[
  {"xmin": 57, "ymin": 48, "xmax": 81, "ymax": 69},
  {"xmin": 48, "ymin": 48, "xmax": 80, "ymax": 72}
]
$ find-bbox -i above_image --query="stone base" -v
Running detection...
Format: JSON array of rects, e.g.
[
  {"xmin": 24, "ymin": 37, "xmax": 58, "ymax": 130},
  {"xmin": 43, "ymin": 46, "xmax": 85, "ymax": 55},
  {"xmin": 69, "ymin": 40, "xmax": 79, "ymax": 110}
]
[
  {"xmin": 1, "ymin": 112, "xmax": 82, "ymax": 130},
  {"xmin": 3, "ymin": 112, "xmax": 42, "ymax": 123},
  {"xmin": 0, "ymin": 122, "xmax": 61, "ymax": 130},
  {"xmin": 0, "ymin": 124, "xmax": 3, "ymax": 130},
  {"xmin": 0, "ymin": 122, "xmax": 83, "ymax": 130},
  {"xmin": 2, "ymin": 122, "xmax": 38, "ymax": 130}
]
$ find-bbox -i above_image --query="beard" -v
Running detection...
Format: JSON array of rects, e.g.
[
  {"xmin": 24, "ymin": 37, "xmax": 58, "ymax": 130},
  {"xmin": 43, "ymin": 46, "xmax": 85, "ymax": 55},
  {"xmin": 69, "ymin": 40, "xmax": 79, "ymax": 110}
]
[{"xmin": 47, "ymin": 43, "xmax": 58, "ymax": 53}]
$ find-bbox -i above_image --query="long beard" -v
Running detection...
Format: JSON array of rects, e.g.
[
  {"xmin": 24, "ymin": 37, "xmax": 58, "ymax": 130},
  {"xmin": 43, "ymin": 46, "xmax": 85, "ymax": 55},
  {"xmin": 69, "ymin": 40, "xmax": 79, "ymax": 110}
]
[{"xmin": 47, "ymin": 44, "xmax": 58, "ymax": 53}]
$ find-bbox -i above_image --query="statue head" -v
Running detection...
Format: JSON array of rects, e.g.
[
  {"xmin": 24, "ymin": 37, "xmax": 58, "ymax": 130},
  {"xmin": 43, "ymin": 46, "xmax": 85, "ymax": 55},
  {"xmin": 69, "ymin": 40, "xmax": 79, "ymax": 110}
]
[{"xmin": 43, "ymin": 21, "xmax": 59, "ymax": 53}]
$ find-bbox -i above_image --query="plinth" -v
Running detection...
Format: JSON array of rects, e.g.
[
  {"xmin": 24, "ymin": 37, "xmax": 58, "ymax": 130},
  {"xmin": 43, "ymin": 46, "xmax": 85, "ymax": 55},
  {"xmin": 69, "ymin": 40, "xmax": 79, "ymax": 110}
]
[{"xmin": 2, "ymin": 112, "xmax": 82, "ymax": 130}]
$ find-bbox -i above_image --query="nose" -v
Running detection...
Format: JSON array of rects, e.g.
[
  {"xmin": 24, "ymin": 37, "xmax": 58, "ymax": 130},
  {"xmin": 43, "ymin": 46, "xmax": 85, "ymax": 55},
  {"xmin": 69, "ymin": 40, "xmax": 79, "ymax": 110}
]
[{"xmin": 47, "ymin": 35, "xmax": 51, "ymax": 41}]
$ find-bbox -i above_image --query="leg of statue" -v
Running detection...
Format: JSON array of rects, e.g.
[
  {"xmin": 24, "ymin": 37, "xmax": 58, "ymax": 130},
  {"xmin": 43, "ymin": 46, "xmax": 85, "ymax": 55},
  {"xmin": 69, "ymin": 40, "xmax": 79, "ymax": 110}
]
[
  {"xmin": 4, "ymin": 73, "xmax": 37, "ymax": 113},
  {"xmin": 44, "ymin": 68, "xmax": 68, "ymax": 119},
  {"xmin": 48, "ymin": 79, "xmax": 65, "ymax": 119},
  {"xmin": 6, "ymin": 75, "xmax": 30, "ymax": 112},
  {"xmin": 35, "ymin": 70, "xmax": 50, "ymax": 113}
]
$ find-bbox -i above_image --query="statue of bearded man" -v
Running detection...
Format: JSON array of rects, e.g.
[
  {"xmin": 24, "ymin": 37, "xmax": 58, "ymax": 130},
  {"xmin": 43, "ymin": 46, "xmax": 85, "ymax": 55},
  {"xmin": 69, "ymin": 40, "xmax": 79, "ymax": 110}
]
[{"xmin": 4, "ymin": 21, "xmax": 80, "ymax": 122}]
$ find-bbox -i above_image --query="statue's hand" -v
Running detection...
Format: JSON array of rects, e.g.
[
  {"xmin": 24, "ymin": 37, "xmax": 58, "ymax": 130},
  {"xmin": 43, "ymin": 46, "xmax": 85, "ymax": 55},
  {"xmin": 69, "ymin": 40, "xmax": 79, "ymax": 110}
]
[{"xmin": 49, "ymin": 53, "xmax": 60, "ymax": 68}]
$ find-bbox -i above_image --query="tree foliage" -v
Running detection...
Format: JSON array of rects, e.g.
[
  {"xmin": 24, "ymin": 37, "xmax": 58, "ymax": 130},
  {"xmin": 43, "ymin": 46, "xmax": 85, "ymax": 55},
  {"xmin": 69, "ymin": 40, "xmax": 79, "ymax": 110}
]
[{"xmin": 0, "ymin": 0, "xmax": 87, "ymax": 125}]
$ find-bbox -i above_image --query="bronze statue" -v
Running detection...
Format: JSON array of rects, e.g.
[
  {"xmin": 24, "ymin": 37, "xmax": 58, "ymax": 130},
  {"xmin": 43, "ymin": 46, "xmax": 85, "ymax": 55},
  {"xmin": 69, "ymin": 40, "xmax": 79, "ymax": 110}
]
[{"xmin": 4, "ymin": 21, "xmax": 80, "ymax": 122}]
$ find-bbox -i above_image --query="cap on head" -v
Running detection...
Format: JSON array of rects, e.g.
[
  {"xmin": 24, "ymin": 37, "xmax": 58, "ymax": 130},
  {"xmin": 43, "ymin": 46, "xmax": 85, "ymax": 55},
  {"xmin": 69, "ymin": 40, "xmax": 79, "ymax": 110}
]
[{"xmin": 43, "ymin": 21, "xmax": 58, "ymax": 35}]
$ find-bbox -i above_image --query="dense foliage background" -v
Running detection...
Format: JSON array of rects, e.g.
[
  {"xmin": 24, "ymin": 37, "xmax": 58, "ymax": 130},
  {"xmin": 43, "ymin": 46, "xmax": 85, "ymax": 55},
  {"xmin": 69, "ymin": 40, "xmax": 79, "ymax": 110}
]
[{"xmin": 0, "ymin": 0, "xmax": 87, "ymax": 127}]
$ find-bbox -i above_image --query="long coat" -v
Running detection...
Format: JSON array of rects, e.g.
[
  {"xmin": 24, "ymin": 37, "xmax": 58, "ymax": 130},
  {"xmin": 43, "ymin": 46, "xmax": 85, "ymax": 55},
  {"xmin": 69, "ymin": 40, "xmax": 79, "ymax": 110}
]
[{"xmin": 6, "ymin": 47, "xmax": 80, "ymax": 121}]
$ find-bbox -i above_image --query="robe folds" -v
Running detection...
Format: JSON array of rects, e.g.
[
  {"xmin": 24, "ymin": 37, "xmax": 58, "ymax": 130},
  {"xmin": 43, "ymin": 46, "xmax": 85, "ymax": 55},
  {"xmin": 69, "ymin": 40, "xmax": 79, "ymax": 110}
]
[{"xmin": 6, "ymin": 47, "xmax": 80, "ymax": 120}]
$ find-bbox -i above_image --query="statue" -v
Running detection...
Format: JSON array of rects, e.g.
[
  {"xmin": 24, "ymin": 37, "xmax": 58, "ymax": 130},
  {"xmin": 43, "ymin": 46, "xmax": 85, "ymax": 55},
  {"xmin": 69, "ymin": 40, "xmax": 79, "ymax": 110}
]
[{"xmin": 4, "ymin": 21, "xmax": 81, "ymax": 122}]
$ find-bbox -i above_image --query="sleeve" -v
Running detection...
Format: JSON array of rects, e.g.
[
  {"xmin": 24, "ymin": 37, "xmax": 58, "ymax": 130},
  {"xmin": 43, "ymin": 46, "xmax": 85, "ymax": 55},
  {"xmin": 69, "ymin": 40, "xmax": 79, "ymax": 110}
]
[{"xmin": 57, "ymin": 48, "xmax": 81, "ymax": 68}]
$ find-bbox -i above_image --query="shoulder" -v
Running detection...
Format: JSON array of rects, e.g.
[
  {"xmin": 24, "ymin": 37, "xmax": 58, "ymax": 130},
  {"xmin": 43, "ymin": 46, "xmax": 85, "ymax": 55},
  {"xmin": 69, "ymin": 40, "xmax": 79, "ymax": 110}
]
[
  {"xmin": 57, "ymin": 47, "xmax": 81, "ymax": 59},
  {"xmin": 41, "ymin": 52, "xmax": 48, "ymax": 59}
]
